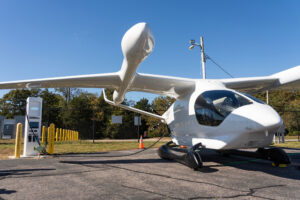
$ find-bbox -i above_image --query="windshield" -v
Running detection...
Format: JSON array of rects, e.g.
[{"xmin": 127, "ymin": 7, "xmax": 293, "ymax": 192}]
[
  {"xmin": 242, "ymin": 93, "xmax": 266, "ymax": 104},
  {"xmin": 194, "ymin": 90, "xmax": 252, "ymax": 126}
]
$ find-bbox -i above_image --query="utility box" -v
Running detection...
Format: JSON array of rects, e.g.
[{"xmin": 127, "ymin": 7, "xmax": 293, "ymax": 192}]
[
  {"xmin": 2, "ymin": 119, "xmax": 16, "ymax": 139},
  {"xmin": 23, "ymin": 97, "xmax": 43, "ymax": 157}
]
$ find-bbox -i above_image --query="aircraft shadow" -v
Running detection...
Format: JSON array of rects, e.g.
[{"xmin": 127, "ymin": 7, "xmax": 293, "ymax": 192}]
[{"xmin": 198, "ymin": 149, "xmax": 300, "ymax": 180}]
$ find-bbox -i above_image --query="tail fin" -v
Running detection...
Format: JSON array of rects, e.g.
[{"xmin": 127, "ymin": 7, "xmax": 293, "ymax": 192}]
[{"xmin": 113, "ymin": 22, "xmax": 154, "ymax": 104}]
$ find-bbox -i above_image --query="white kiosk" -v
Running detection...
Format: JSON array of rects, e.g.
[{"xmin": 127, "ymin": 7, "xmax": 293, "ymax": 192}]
[{"xmin": 23, "ymin": 97, "xmax": 43, "ymax": 157}]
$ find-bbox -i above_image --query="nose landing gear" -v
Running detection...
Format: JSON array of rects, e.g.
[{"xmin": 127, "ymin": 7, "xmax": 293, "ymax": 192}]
[{"xmin": 158, "ymin": 142, "xmax": 203, "ymax": 170}]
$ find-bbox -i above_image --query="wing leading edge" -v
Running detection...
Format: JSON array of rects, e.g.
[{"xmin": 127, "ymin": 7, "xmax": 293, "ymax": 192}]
[
  {"xmin": 0, "ymin": 73, "xmax": 121, "ymax": 90},
  {"xmin": 221, "ymin": 65, "xmax": 300, "ymax": 93}
]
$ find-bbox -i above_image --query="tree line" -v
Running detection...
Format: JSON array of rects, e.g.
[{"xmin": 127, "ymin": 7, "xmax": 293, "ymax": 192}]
[
  {"xmin": 0, "ymin": 88, "xmax": 174, "ymax": 139},
  {"xmin": 0, "ymin": 89, "xmax": 299, "ymax": 138}
]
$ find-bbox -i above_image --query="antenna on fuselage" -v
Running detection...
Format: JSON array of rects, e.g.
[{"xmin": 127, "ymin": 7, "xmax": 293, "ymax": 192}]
[{"xmin": 189, "ymin": 36, "xmax": 206, "ymax": 79}]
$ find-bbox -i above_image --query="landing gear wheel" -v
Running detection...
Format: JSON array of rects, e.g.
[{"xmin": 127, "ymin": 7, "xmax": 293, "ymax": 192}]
[
  {"xmin": 186, "ymin": 150, "xmax": 203, "ymax": 170},
  {"xmin": 257, "ymin": 147, "xmax": 291, "ymax": 167},
  {"xmin": 157, "ymin": 142, "xmax": 204, "ymax": 169}
]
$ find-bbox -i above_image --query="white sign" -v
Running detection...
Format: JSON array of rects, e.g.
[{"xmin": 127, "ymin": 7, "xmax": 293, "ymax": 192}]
[
  {"xmin": 111, "ymin": 116, "xmax": 122, "ymax": 124},
  {"xmin": 134, "ymin": 116, "xmax": 141, "ymax": 126}
]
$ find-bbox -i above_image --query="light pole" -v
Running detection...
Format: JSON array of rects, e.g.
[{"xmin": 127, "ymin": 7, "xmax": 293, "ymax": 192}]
[{"xmin": 189, "ymin": 37, "xmax": 206, "ymax": 79}]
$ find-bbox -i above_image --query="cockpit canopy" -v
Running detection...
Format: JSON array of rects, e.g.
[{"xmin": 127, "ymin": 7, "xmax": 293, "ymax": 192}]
[{"xmin": 194, "ymin": 90, "xmax": 253, "ymax": 126}]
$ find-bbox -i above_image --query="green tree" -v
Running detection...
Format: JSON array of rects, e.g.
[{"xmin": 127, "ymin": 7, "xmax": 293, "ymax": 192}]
[
  {"xmin": 61, "ymin": 92, "xmax": 97, "ymax": 139},
  {"xmin": 0, "ymin": 89, "xmax": 40, "ymax": 118},
  {"xmin": 134, "ymin": 98, "xmax": 152, "ymax": 137},
  {"xmin": 146, "ymin": 96, "xmax": 175, "ymax": 137},
  {"xmin": 40, "ymin": 89, "xmax": 64, "ymax": 127}
]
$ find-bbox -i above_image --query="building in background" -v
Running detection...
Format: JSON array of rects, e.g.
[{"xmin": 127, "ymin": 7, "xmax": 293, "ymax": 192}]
[{"xmin": 0, "ymin": 116, "xmax": 25, "ymax": 139}]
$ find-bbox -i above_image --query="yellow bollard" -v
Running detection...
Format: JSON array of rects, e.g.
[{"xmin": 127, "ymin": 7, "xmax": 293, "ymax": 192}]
[
  {"xmin": 41, "ymin": 126, "xmax": 46, "ymax": 143},
  {"xmin": 55, "ymin": 128, "xmax": 59, "ymax": 142},
  {"xmin": 63, "ymin": 129, "xmax": 66, "ymax": 141},
  {"xmin": 68, "ymin": 130, "xmax": 70, "ymax": 141},
  {"xmin": 59, "ymin": 128, "xmax": 62, "ymax": 141},
  {"xmin": 47, "ymin": 127, "xmax": 50, "ymax": 143},
  {"xmin": 48, "ymin": 123, "xmax": 55, "ymax": 155},
  {"xmin": 14, "ymin": 123, "xmax": 23, "ymax": 158}
]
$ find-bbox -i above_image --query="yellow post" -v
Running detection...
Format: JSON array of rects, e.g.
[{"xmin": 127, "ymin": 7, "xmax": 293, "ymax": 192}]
[
  {"xmin": 41, "ymin": 126, "xmax": 46, "ymax": 143},
  {"xmin": 68, "ymin": 130, "xmax": 70, "ymax": 141},
  {"xmin": 72, "ymin": 131, "xmax": 74, "ymax": 141},
  {"xmin": 63, "ymin": 129, "xmax": 66, "ymax": 141},
  {"xmin": 55, "ymin": 128, "xmax": 59, "ymax": 142},
  {"xmin": 77, "ymin": 131, "xmax": 79, "ymax": 140},
  {"xmin": 59, "ymin": 128, "xmax": 62, "ymax": 141},
  {"xmin": 14, "ymin": 123, "xmax": 23, "ymax": 158},
  {"xmin": 48, "ymin": 123, "xmax": 55, "ymax": 155},
  {"xmin": 47, "ymin": 127, "xmax": 50, "ymax": 143}
]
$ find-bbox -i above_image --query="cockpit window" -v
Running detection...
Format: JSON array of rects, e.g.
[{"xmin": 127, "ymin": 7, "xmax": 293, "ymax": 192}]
[
  {"xmin": 194, "ymin": 90, "xmax": 252, "ymax": 126},
  {"xmin": 242, "ymin": 93, "xmax": 266, "ymax": 104}
]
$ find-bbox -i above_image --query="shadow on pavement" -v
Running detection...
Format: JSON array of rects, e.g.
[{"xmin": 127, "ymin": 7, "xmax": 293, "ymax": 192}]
[
  {"xmin": 60, "ymin": 158, "xmax": 168, "ymax": 165},
  {"xmin": 199, "ymin": 149, "xmax": 300, "ymax": 180},
  {"xmin": 0, "ymin": 189, "xmax": 16, "ymax": 195},
  {"xmin": 0, "ymin": 168, "xmax": 56, "ymax": 177},
  {"xmin": 54, "ymin": 151, "xmax": 109, "ymax": 158}
]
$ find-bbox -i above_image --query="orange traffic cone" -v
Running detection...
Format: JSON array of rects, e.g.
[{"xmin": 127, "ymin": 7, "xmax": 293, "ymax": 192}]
[{"xmin": 139, "ymin": 135, "xmax": 144, "ymax": 149}]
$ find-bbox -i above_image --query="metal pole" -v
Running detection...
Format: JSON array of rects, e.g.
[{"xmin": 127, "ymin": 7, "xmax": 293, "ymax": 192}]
[
  {"xmin": 92, "ymin": 111, "xmax": 95, "ymax": 143},
  {"xmin": 200, "ymin": 36, "xmax": 206, "ymax": 79},
  {"xmin": 295, "ymin": 111, "xmax": 300, "ymax": 142}
]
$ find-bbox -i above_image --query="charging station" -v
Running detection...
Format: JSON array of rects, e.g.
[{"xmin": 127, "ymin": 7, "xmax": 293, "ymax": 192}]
[{"xmin": 23, "ymin": 97, "xmax": 43, "ymax": 157}]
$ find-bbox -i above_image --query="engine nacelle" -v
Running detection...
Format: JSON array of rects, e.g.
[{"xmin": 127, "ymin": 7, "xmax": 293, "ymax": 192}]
[{"xmin": 113, "ymin": 22, "xmax": 154, "ymax": 104}]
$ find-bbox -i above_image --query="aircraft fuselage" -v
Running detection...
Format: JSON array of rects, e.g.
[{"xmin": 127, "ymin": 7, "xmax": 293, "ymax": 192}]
[{"xmin": 163, "ymin": 80, "xmax": 282, "ymax": 150}]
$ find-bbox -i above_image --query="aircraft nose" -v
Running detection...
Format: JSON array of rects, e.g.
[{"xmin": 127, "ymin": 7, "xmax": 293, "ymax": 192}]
[
  {"xmin": 257, "ymin": 106, "xmax": 281, "ymax": 127},
  {"xmin": 235, "ymin": 104, "xmax": 282, "ymax": 130}
]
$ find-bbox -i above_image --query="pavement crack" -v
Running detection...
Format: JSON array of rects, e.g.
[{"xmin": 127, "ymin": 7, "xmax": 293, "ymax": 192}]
[
  {"xmin": 121, "ymin": 184, "xmax": 184, "ymax": 200},
  {"xmin": 188, "ymin": 184, "xmax": 284, "ymax": 200}
]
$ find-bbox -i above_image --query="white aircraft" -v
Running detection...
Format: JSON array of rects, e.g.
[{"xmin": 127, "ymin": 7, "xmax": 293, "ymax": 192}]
[{"xmin": 1, "ymin": 22, "xmax": 298, "ymax": 169}]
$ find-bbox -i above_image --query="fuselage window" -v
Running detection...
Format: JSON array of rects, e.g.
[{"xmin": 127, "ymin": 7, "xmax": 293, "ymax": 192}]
[{"xmin": 194, "ymin": 90, "xmax": 252, "ymax": 126}]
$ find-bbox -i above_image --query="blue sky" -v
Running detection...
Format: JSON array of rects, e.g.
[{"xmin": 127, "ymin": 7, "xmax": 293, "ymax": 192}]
[{"xmin": 0, "ymin": 0, "xmax": 299, "ymax": 102}]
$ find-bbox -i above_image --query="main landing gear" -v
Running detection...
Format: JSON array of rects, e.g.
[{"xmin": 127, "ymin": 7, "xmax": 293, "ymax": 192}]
[
  {"xmin": 158, "ymin": 142, "xmax": 291, "ymax": 169},
  {"xmin": 218, "ymin": 147, "xmax": 291, "ymax": 167},
  {"xmin": 158, "ymin": 141, "xmax": 203, "ymax": 170}
]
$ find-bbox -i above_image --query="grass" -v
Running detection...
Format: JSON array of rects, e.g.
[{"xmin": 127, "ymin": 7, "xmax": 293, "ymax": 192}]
[
  {"xmin": 273, "ymin": 141, "xmax": 300, "ymax": 149},
  {"xmin": 1, "ymin": 138, "xmax": 300, "ymax": 160},
  {"xmin": 0, "ymin": 139, "xmax": 165, "ymax": 159}
]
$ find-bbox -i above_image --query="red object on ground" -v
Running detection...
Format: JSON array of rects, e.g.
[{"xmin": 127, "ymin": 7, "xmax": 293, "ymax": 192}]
[{"xmin": 139, "ymin": 135, "xmax": 144, "ymax": 149}]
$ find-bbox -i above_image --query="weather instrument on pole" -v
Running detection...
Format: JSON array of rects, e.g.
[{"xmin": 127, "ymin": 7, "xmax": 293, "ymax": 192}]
[{"xmin": 189, "ymin": 37, "xmax": 206, "ymax": 79}]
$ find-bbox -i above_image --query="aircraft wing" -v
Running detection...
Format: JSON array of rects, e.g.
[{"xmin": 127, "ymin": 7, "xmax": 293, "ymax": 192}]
[
  {"xmin": 0, "ymin": 73, "xmax": 121, "ymax": 90},
  {"xmin": 221, "ymin": 65, "xmax": 300, "ymax": 93},
  {"xmin": 130, "ymin": 73, "xmax": 196, "ymax": 99}
]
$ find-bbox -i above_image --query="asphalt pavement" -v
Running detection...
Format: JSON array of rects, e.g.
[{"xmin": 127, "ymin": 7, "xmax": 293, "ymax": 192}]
[{"xmin": 1, "ymin": 147, "xmax": 300, "ymax": 200}]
